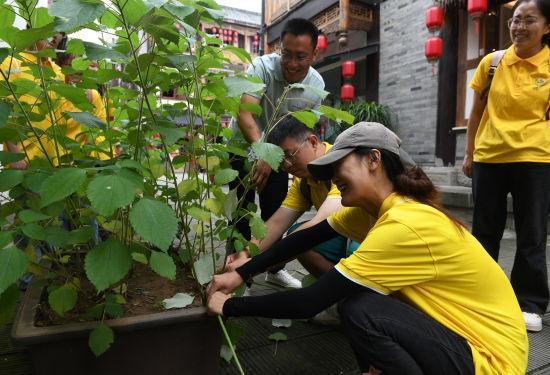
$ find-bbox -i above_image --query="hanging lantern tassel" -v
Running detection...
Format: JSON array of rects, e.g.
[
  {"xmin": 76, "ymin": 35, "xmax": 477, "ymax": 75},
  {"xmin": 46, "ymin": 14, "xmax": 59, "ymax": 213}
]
[
  {"xmin": 468, "ymin": 0, "xmax": 488, "ymax": 35},
  {"xmin": 425, "ymin": 36, "xmax": 443, "ymax": 79}
]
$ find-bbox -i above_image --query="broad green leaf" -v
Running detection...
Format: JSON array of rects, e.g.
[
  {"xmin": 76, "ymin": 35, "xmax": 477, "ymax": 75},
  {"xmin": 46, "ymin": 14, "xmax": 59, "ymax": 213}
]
[
  {"xmin": 121, "ymin": 0, "xmax": 148, "ymax": 25},
  {"xmin": 239, "ymin": 102, "xmax": 262, "ymax": 116},
  {"xmin": 66, "ymin": 111, "xmax": 106, "ymax": 129},
  {"xmin": 0, "ymin": 247, "xmax": 28, "ymax": 295},
  {"xmin": 223, "ymin": 45, "xmax": 252, "ymax": 64},
  {"xmin": 87, "ymin": 169, "xmax": 143, "ymax": 216},
  {"xmin": 318, "ymin": 105, "xmax": 355, "ymax": 125},
  {"xmin": 291, "ymin": 111, "xmax": 319, "ymax": 129},
  {"xmin": 268, "ymin": 332, "xmax": 288, "ymax": 342},
  {"xmin": 40, "ymin": 168, "xmax": 86, "ymax": 207},
  {"xmin": 149, "ymin": 251, "xmax": 176, "ymax": 280},
  {"xmin": 163, "ymin": 3, "xmax": 194, "ymax": 20},
  {"xmin": 21, "ymin": 223, "xmax": 46, "ymax": 240},
  {"xmin": 204, "ymin": 198, "xmax": 223, "ymax": 216},
  {"xmin": 288, "ymin": 83, "xmax": 329, "ymax": 101},
  {"xmin": 129, "ymin": 198, "xmax": 177, "ymax": 251},
  {"xmin": 177, "ymin": 179, "xmax": 195, "ymax": 197},
  {"xmin": 251, "ymin": 142, "xmax": 284, "ymax": 171},
  {"xmin": 23, "ymin": 171, "xmax": 49, "ymax": 193},
  {"xmin": 0, "ymin": 284, "xmax": 19, "ymax": 327},
  {"xmin": 197, "ymin": 155, "xmax": 219, "ymax": 171},
  {"xmin": 0, "ymin": 101, "xmax": 11, "ymax": 126},
  {"xmin": 49, "ymin": 0, "xmax": 106, "ymax": 32},
  {"xmin": 224, "ymin": 76, "xmax": 265, "ymax": 97},
  {"xmin": 0, "ymin": 231, "xmax": 13, "ymax": 249},
  {"xmin": 31, "ymin": 7, "xmax": 54, "ymax": 28},
  {"xmin": 13, "ymin": 23, "xmax": 55, "ymax": 51},
  {"xmin": 224, "ymin": 189, "xmax": 238, "ymax": 220},
  {"xmin": 187, "ymin": 206, "xmax": 210, "ymax": 222},
  {"xmin": 0, "ymin": 5, "xmax": 15, "ymax": 28},
  {"xmin": 0, "ymin": 169, "xmax": 23, "ymax": 192},
  {"xmin": 18, "ymin": 209, "xmax": 51, "ymax": 223},
  {"xmin": 48, "ymin": 284, "xmax": 77, "ymax": 316},
  {"xmin": 163, "ymin": 292, "xmax": 193, "ymax": 309},
  {"xmin": 250, "ymin": 216, "xmax": 267, "ymax": 240},
  {"xmin": 131, "ymin": 252, "xmax": 148, "ymax": 264},
  {"xmin": 45, "ymin": 227, "xmax": 69, "ymax": 248},
  {"xmin": 193, "ymin": 254, "xmax": 214, "ymax": 285},
  {"xmin": 85, "ymin": 238, "xmax": 131, "ymax": 291},
  {"xmin": 220, "ymin": 345, "xmax": 232, "ymax": 362},
  {"xmin": 68, "ymin": 227, "xmax": 95, "ymax": 244},
  {"xmin": 150, "ymin": 125, "xmax": 185, "ymax": 145},
  {"xmin": 83, "ymin": 41, "xmax": 127, "ymax": 61},
  {"xmin": 301, "ymin": 274, "xmax": 316, "ymax": 288},
  {"xmin": 49, "ymin": 84, "xmax": 91, "ymax": 109},
  {"xmin": 88, "ymin": 323, "xmax": 114, "ymax": 357},
  {"xmin": 0, "ymin": 151, "xmax": 24, "ymax": 164},
  {"xmin": 66, "ymin": 39, "xmax": 85, "ymax": 55},
  {"xmin": 214, "ymin": 168, "xmax": 238, "ymax": 185}
]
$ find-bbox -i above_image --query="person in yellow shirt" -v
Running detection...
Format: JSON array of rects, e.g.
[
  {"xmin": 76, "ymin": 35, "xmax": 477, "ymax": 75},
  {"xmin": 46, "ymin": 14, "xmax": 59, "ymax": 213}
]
[
  {"xmin": 207, "ymin": 122, "xmax": 528, "ymax": 375},
  {"xmin": 226, "ymin": 117, "xmax": 368, "ymax": 285},
  {"xmin": 462, "ymin": 0, "xmax": 550, "ymax": 332}
]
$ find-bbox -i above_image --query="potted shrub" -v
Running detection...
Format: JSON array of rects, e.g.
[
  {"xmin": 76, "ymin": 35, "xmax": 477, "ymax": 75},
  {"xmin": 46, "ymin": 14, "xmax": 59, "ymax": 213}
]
[{"xmin": 0, "ymin": 0, "xmax": 278, "ymax": 373}]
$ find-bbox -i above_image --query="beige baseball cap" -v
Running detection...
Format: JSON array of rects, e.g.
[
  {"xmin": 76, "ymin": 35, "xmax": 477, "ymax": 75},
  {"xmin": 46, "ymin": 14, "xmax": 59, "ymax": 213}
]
[{"xmin": 308, "ymin": 122, "xmax": 416, "ymax": 181}]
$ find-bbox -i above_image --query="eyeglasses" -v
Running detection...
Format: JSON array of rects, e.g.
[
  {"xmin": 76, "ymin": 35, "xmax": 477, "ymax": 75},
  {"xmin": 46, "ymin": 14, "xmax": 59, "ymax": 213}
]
[
  {"xmin": 507, "ymin": 17, "xmax": 540, "ymax": 28},
  {"xmin": 281, "ymin": 51, "xmax": 312, "ymax": 63},
  {"xmin": 282, "ymin": 139, "xmax": 308, "ymax": 166}
]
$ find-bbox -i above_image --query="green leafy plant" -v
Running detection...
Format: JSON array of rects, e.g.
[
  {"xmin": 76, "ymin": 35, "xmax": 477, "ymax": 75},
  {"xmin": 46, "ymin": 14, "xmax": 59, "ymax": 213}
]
[
  {"xmin": 0, "ymin": 0, "xmax": 352, "ymax": 370},
  {"xmin": 325, "ymin": 101, "xmax": 392, "ymax": 142}
]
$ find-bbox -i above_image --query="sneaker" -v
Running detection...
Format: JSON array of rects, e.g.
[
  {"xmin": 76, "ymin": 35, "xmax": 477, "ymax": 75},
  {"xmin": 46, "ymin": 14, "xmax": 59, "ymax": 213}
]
[
  {"xmin": 523, "ymin": 312, "xmax": 542, "ymax": 332},
  {"xmin": 265, "ymin": 269, "xmax": 302, "ymax": 289},
  {"xmin": 311, "ymin": 304, "xmax": 340, "ymax": 326}
]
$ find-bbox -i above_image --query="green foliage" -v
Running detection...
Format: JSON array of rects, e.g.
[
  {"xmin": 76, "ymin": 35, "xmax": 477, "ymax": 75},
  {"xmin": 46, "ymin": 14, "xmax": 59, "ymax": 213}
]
[
  {"xmin": 89, "ymin": 323, "xmax": 114, "ymax": 357},
  {"xmin": 339, "ymin": 101, "xmax": 393, "ymax": 129},
  {"xmin": 0, "ymin": 247, "xmax": 28, "ymax": 295},
  {"xmin": 129, "ymin": 198, "xmax": 178, "ymax": 251},
  {"xmin": 49, "ymin": 0, "xmax": 106, "ymax": 32},
  {"xmin": 251, "ymin": 142, "xmax": 284, "ymax": 171},
  {"xmin": 40, "ymin": 168, "xmax": 86, "ymax": 207},
  {"xmin": 85, "ymin": 239, "xmax": 132, "ymax": 291},
  {"xmin": 48, "ymin": 284, "xmax": 77, "ymax": 316},
  {"xmin": 149, "ymin": 251, "xmax": 176, "ymax": 280},
  {"xmin": 87, "ymin": 169, "xmax": 143, "ymax": 216}
]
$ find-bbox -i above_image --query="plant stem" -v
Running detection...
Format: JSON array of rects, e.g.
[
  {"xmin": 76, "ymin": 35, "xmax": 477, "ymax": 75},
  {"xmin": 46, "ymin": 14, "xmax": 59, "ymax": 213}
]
[{"xmin": 217, "ymin": 316, "xmax": 245, "ymax": 375}]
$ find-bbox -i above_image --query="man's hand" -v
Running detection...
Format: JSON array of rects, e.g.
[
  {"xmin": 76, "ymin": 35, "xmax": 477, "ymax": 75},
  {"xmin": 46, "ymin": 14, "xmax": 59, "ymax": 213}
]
[
  {"xmin": 252, "ymin": 159, "xmax": 272, "ymax": 192},
  {"xmin": 206, "ymin": 271, "xmax": 244, "ymax": 298},
  {"xmin": 9, "ymin": 159, "xmax": 28, "ymax": 170},
  {"xmin": 207, "ymin": 291, "xmax": 232, "ymax": 316},
  {"xmin": 224, "ymin": 250, "xmax": 249, "ymax": 269},
  {"xmin": 226, "ymin": 257, "xmax": 251, "ymax": 273},
  {"xmin": 462, "ymin": 153, "xmax": 473, "ymax": 178}
]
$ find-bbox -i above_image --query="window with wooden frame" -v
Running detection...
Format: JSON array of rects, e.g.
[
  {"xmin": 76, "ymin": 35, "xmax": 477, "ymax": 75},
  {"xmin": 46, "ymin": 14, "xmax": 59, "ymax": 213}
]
[{"xmin": 455, "ymin": 1, "xmax": 515, "ymax": 127}]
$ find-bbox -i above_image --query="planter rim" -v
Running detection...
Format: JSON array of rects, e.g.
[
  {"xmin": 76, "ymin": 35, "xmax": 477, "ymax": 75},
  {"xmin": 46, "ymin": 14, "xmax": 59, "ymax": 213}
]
[{"xmin": 11, "ymin": 283, "xmax": 210, "ymax": 346}]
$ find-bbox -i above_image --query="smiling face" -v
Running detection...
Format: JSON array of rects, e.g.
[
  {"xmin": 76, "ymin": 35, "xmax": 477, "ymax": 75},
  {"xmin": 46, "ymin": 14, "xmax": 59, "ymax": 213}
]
[
  {"xmin": 509, "ymin": 1, "xmax": 550, "ymax": 52},
  {"xmin": 280, "ymin": 134, "xmax": 319, "ymax": 178},
  {"xmin": 280, "ymin": 33, "xmax": 316, "ymax": 83},
  {"xmin": 332, "ymin": 151, "xmax": 379, "ymax": 207}
]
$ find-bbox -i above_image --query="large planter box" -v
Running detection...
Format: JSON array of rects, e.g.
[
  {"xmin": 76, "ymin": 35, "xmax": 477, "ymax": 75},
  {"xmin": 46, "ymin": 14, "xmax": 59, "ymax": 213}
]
[{"xmin": 11, "ymin": 284, "xmax": 222, "ymax": 375}]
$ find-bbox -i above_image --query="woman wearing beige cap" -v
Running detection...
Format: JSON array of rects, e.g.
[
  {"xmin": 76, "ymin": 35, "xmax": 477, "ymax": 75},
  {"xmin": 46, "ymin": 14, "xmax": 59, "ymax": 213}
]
[{"xmin": 207, "ymin": 122, "xmax": 528, "ymax": 375}]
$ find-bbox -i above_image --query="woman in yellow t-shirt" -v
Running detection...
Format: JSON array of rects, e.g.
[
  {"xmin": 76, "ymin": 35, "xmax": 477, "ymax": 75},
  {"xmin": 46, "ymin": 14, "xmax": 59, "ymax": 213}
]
[
  {"xmin": 462, "ymin": 0, "xmax": 550, "ymax": 333},
  {"xmin": 207, "ymin": 123, "xmax": 528, "ymax": 375}
]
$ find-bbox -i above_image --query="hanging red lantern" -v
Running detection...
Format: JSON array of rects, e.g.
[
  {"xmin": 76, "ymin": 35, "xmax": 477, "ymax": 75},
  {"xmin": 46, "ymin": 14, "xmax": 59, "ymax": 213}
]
[
  {"xmin": 316, "ymin": 34, "xmax": 327, "ymax": 51},
  {"xmin": 468, "ymin": 0, "xmax": 487, "ymax": 33},
  {"xmin": 254, "ymin": 34, "xmax": 259, "ymax": 40},
  {"xmin": 341, "ymin": 83, "xmax": 355, "ymax": 102},
  {"xmin": 234, "ymin": 31, "xmax": 238, "ymax": 37},
  {"xmin": 425, "ymin": 36, "xmax": 443, "ymax": 62},
  {"xmin": 211, "ymin": 27, "xmax": 217, "ymax": 34},
  {"xmin": 426, "ymin": 6, "xmax": 443, "ymax": 32},
  {"xmin": 342, "ymin": 60, "xmax": 356, "ymax": 78}
]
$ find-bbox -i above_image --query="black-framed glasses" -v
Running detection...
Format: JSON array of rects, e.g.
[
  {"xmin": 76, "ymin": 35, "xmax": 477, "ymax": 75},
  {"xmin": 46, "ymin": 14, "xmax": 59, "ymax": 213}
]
[{"xmin": 282, "ymin": 139, "xmax": 308, "ymax": 166}]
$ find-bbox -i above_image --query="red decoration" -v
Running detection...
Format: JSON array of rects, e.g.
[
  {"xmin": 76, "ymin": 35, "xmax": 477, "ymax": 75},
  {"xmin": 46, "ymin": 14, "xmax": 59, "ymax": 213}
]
[
  {"xmin": 425, "ymin": 37, "xmax": 443, "ymax": 62},
  {"xmin": 234, "ymin": 31, "xmax": 238, "ymax": 36},
  {"xmin": 316, "ymin": 34, "xmax": 327, "ymax": 51},
  {"xmin": 212, "ymin": 27, "xmax": 217, "ymax": 33},
  {"xmin": 467, "ymin": 0, "xmax": 487, "ymax": 18},
  {"xmin": 426, "ymin": 6, "xmax": 443, "ymax": 32},
  {"xmin": 254, "ymin": 34, "xmax": 259, "ymax": 40},
  {"xmin": 341, "ymin": 83, "xmax": 355, "ymax": 102},
  {"xmin": 342, "ymin": 60, "xmax": 356, "ymax": 78}
]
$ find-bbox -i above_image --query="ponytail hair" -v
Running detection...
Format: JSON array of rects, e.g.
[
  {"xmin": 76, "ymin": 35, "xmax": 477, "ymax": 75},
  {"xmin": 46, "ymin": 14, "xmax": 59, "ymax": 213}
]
[{"xmin": 354, "ymin": 148, "xmax": 465, "ymax": 232}]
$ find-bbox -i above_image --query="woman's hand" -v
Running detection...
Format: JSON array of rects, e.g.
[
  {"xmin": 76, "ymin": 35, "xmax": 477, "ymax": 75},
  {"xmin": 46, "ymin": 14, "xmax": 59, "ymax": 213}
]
[
  {"xmin": 224, "ymin": 250, "xmax": 249, "ymax": 270},
  {"xmin": 462, "ymin": 153, "xmax": 473, "ymax": 178},
  {"xmin": 206, "ymin": 271, "xmax": 244, "ymax": 298},
  {"xmin": 207, "ymin": 291, "xmax": 232, "ymax": 316},
  {"xmin": 225, "ymin": 256, "xmax": 251, "ymax": 273}
]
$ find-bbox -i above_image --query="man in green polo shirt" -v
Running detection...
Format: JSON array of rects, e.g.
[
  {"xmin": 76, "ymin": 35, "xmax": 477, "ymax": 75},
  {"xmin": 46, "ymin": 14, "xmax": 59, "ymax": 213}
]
[{"xmin": 228, "ymin": 18, "xmax": 325, "ymax": 288}]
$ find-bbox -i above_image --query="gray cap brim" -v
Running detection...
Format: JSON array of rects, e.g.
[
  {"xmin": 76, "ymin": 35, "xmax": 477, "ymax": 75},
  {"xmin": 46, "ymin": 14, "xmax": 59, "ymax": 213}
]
[
  {"xmin": 307, "ymin": 147, "xmax": 355, "ymax": 181},
  {"xmin": 308, "ymin": 147, "xmax": 417, "ymax": 181}
]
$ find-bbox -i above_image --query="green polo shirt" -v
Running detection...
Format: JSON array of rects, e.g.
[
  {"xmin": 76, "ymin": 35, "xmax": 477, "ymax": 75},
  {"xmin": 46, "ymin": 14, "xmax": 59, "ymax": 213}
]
[{"xmin": 231, "ymin": 53, "xmax": 325, "ymax": 134}]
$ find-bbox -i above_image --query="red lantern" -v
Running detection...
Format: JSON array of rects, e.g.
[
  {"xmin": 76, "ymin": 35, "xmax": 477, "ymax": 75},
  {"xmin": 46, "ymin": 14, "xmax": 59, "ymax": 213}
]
[
  {"xmin": 341, "ymin": 83, "xmax": 355, "ymax": 102},
  {"xmin": 426, "ymin": 6, "xmax": 443, "ymax": 32},
  {"xmin": 425, "ymin": 37, "xmax": 443, "ymax": 62},
  {"xmin": 468, "ymin": 0, "xmax": 487, "ymax": 18},
  {"xmin": 234, "ymin": 31, "xmax": 238, "ymax": 36},
  {"xmin": 342, "ymin": 60, "xmax": 356, "ymax": 78},
  {"xmin": 254, "ymin": 34, "xmax": 259, "ymax": 40},
  {"xmin": 316, "ymin": 34, "xmax": 327, "ymax": 51},
  {"xmin": 212, "ymin": 27, "xmax": 217, "ymax": 34}
]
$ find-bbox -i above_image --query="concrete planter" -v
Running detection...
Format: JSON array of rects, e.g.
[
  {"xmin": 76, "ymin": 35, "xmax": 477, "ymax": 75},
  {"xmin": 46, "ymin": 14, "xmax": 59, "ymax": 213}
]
[{"xmin": 11, "ymin": 284, "xmax": 222, "ymax": 375}]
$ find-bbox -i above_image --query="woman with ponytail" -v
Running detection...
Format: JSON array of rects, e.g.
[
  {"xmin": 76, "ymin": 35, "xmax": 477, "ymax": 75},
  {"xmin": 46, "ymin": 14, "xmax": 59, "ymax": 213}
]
[
  {"xmin": 463, "ymin": 0, "xmax": 550, "ymax": 333},
  {"xmin": 208, "ymin": 122, "xmax": 528, "ymax": 375}
]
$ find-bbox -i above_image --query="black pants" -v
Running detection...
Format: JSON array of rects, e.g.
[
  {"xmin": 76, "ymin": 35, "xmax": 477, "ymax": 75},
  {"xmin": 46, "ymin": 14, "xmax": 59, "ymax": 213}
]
[
  {"xmin": 338, "ymin": 291, "xmax": 474, "ymax": 375},
  {"xmin": 472, "ymin": 162, "xmax": 550, "ymax": 315},
  {"xmin": 228, "ymin": 154, "xmax": 288, "ymax": 241}
]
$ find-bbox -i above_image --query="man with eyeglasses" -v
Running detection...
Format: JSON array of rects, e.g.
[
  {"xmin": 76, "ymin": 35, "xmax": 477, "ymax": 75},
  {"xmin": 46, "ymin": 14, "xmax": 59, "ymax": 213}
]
[
  {"xmin": 226, "ymin": 118, "xmax": 366, "ymax": 317},
  {"xmin": 228, "ymin": 18, "xmax": 325, "ymax": 289}
]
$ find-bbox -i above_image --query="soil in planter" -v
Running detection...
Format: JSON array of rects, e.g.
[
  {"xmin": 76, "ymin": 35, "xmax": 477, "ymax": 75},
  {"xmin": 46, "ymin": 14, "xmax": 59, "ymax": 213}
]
[{"xmin": 35, "ymin": 262, "xmax": 203, "ymax": 327}]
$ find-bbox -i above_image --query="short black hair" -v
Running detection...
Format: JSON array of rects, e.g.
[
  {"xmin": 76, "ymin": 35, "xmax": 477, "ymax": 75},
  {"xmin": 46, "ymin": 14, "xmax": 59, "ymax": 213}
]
[
  {"xmin": 267, "ymin": 116, "xmax": 318, "ymax": 146},
  {"xmin": 280, "ymin": 18, "xmax": 319, "ymax": 49}
]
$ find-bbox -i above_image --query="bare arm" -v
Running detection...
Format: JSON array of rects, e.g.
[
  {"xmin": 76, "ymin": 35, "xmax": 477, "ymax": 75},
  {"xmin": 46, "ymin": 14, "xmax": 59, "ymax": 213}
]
[
  {"xmin": 237, "ymin": 94, "xmax": 262, "ymax": 144},
  {"xmin": 462, "ymin": 91, "xmax": 486, "ymax": 178},
  {"xmin": 257, "ymin": 207, "xmax": 303, "ymax": 252}
]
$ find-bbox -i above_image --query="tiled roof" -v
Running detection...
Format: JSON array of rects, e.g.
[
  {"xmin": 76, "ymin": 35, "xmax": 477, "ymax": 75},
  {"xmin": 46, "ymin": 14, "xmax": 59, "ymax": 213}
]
[{"xmin": 221, "ymin": 5, "xmax": 261, "ymax": 27}]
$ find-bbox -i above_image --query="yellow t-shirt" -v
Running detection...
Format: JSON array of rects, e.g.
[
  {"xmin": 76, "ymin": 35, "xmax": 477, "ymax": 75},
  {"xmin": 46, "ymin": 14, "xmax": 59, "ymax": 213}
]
[
  {"xmin": 327, "ymin": 206, "xmax": 377, "ymax": 243},
  {"xmin": 0, "ymin": 53, "xmax": 66, "ymax": 162},
  {"xmin": 335, "ymin": 193, "xmax": 528, "ymax": 374},
  {"xmin": 469, "ymin": 45, "xmax": 550, "ymax": 163},
  {"xmin": 281, "ymin": 143, "xmax": 341, "ymax": 212}
]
